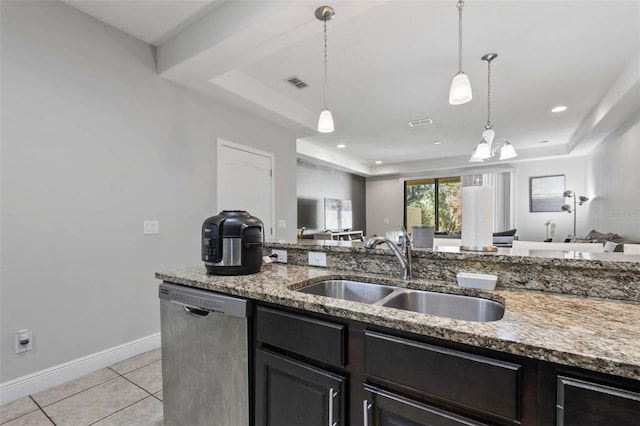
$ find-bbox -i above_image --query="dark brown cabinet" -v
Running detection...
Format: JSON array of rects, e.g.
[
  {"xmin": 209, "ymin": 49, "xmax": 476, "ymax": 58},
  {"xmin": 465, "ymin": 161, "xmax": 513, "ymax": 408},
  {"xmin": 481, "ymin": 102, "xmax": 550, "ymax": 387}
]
[
  {"xmin": 365, "ymin": 331, "xmax": 522, "ymax": 422},
  {"xmin": 254, "ymin": 303, "xmax": 640, "ymax": 426},
  {"xmin": 363, "ymin": 385, "xmax": 488, "ymax": 426},
  {"xmin": 556, "ymin": 375, "xmax": 640, "ymax": 426},
  {"xmin": 255, "ymin": 349, "xmax": 345, "ymax": 426}
]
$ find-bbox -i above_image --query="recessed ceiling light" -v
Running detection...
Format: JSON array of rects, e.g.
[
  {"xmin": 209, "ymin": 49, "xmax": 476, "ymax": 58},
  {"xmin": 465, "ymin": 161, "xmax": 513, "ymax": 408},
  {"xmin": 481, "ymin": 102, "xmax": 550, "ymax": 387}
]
[
  {"xmin": 408, "ymin": 118, "xmax": 433, "ymax": 127},
  {"xmin": 375, "ymin": 160, "xmax": 382, "ymax": 164},
  {"xmin": 551, "ymin": 106, "xmax": 567, "ymax": 113},
  {"xmin": 434, "ymin": 141, "xmax": 441, "ymax": 145},
  {"xmin": 337, "ymin": 144, "xmax": 346, "ymax": 148}
]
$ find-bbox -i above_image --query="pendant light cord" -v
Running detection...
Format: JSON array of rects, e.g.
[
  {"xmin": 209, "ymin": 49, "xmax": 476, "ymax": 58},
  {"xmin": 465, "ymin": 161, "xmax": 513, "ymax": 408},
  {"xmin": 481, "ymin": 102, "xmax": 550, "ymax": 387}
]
[
  {"xmin": 486, "ymin": 59, "xmax": 492, "ymax": 128},
  {"xmin": 457, "ymin": 0, "xmax": 464, "ymax": 72},
  {"xmin": 323, "ymin": 19, "xmax": 328, "ymax": 110}
]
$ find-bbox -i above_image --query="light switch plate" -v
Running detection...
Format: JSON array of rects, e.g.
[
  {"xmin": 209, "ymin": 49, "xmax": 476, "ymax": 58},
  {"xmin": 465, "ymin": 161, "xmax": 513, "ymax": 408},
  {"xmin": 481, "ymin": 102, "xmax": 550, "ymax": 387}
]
[
  {"xmin": 144, "ymin": 220, "xmax": 159, "ymax": 235},
  {"xmin": 308, "ymin": 251, "xmax": 327, "ymax": 267},
  {"xmin": 277, "ymin": 220, "xmax": 287, "ymax": 229}
]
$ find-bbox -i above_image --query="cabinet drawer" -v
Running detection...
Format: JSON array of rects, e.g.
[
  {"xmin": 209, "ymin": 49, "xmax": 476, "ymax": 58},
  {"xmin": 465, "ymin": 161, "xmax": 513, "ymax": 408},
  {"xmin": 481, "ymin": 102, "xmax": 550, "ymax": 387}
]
[
  {"xmin": 256, "ymin": 307, "xmax": 346, "ymax": 366},
  {"xmin": 364, "ymin": 384, "xmax": 489, "ymax": 426},
  {"xmin": 557, "ymin": 376, "xmax": 640, "ymax": 426},
  {"xmin": 365, "ymin": 331, "xmax": 521, "ymax": 421}
]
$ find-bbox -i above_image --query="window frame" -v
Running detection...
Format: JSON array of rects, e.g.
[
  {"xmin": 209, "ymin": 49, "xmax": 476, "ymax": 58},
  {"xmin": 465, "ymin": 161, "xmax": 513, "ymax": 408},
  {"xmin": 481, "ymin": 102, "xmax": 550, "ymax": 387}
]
[{"xmin": 404, "ymin": 176, "xmax": 461, "ymax": 234}]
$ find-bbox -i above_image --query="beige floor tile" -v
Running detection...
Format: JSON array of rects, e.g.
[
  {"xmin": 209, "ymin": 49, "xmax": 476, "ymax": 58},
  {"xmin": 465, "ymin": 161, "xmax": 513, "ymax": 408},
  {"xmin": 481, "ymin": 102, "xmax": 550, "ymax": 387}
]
[
  {"xmin": 42, "ymin": 377, "xmax": 147, "ymax": 426},
  {"xmin": 93, "ymin": 396, "xmax": 163, "ymax": 426},
  {"xmin": 2, "ymin": 410, "xmax": 53, "ymax": 426},
  {"xmin": 153, "ymin": 390, "xmax": 163, "ymax": 401},
  {"xmin": 124, "ymin": 360, "xmax": 162, "ymax": 394},
  {"xmin": 32, "ymin": 368, "xmax": 118, "ymax": 407},
  {"xmin": 0, "ymin": 397, "xmax": 38, "ymax": 424},
  {"xmin": 108, "ymin": 348, "xmax": 161, "ymax": 375}
]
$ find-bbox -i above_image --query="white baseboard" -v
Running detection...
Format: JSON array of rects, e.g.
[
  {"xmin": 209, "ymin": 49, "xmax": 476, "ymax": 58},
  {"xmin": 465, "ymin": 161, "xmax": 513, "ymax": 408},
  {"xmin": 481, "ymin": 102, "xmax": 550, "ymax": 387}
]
[{"xmin": 0, "ymin": 333, "xmax": 160, "ymax": 404}]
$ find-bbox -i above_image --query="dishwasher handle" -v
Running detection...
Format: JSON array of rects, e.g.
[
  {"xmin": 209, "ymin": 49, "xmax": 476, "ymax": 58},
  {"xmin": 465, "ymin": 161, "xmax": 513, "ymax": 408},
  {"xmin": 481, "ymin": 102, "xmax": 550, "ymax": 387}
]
[{"xmin": 183, "ymin": 305, "xmax": 210, "ymax": 317}]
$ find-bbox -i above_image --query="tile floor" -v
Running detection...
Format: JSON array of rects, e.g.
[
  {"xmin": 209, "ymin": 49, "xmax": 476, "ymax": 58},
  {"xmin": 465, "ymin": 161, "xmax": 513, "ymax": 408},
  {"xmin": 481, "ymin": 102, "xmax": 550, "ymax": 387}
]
[{"xmin": 0, "ymin": 349, "xmax": 163, "ymax": 426}]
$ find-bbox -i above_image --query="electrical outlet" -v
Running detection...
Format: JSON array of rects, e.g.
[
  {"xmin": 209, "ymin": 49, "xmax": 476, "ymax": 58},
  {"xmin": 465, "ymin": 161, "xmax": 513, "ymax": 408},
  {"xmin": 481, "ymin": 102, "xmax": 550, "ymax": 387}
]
[
  {"xmin": 15, "ymin": 329, "xmax": 32, "ymax": 354},
  {"xmin": 277, "ymin": 220, "xmax": 287, "ymax": 229},
  {"xmin": 144, "ymin": 220, "xmax": 159, "ymax": 235},
  {"xmin": 308, "ymin": 251, "xmax": 327, "ymax": 267},
  {"xmin": 271, "ymin": 249, "xmax": 287, "ymax": 263}
]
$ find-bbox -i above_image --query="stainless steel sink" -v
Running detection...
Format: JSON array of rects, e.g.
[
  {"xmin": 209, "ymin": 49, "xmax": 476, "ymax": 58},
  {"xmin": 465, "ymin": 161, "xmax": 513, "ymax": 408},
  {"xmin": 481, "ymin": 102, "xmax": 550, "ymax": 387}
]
[
  {"xmin": 380, "ymin": 290, "xmax": 505, "ymax": 322},
  {"xmin": 297, "ymin": 280, "xmax": 395, "ymax": 304},
  {"xmin": 296, "ymin": 279, "xmax": 505, "ymax": 322}
]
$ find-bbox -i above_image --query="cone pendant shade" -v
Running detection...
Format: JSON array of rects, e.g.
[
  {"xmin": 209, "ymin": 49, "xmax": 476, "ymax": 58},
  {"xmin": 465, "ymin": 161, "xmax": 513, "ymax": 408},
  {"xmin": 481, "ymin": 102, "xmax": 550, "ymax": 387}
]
[
  {"xmin": 449, "ymin": 72, "xmax": 473, "ymax": 105},
  {"xmin": 499, "ymin": 141, "xmax": 517, "ymax": 160},
  {"xmin": 317, "ymin": 109, "xmax": 334, "ymax": 133}
]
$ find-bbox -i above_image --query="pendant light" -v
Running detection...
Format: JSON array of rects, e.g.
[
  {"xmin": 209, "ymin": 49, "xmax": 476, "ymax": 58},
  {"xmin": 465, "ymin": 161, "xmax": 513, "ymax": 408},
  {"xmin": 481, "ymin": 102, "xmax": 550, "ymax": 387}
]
[
  {"xmin": 316, "ymin": 6, "xmax": 335, "ymax": 133},
  {"xmin": 470, "ymin": 53, "xmax": 518, "ymax": 162},
  {"xmin": 449, "ymin": 0, "xmax": 472, "ymax": 105}
]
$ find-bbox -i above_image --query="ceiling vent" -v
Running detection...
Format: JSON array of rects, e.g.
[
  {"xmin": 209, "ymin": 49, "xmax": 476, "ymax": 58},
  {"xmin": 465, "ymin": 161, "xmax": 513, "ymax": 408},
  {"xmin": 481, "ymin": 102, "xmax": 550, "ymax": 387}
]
[
  {"xmin": 408, "ymin": 118, "xmax": 433, "ymax": 127},
  {"xmin": 284, "ymin": 76, "xmax": 309, "ymax": 89}
]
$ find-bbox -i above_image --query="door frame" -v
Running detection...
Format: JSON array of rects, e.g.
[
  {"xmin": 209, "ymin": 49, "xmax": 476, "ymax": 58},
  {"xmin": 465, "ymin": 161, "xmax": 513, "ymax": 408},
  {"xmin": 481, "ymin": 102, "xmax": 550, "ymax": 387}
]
[{"xmin": 217, "ymin": 138, "xmax": 276, "ymax": 240}]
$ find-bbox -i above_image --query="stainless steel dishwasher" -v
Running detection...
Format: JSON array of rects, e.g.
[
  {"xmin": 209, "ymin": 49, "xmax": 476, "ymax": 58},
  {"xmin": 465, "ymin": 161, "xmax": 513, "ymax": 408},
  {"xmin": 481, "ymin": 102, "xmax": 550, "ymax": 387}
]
[{"xmin": 159, "ymin": 282, "xmax": 250, "ymax": 426}]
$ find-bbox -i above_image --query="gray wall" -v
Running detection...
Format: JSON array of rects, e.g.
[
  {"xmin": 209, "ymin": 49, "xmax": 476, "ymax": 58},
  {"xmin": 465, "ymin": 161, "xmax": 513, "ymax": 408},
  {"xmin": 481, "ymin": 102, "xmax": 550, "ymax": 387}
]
[
  {"xmin": 296, "ymin": 159, "xmax": 366, "ymax": 234},
  {"xmin": 365, "ymin": 177, "xmax": 405, "ymax": 237},
  {"xmin": 513, "ymin": 157, "xmax": 586, "ymax": 241},
  {"xmin": 584, "ymin": 114, "xmax": 640, "ymax": 241},
  {"xmin": 365, "ymin": 158, "xmax": 587, "ymax": 242},
  {"xmin": 0, "ymin": 0, "xmax": 296, "ymax": 382}
]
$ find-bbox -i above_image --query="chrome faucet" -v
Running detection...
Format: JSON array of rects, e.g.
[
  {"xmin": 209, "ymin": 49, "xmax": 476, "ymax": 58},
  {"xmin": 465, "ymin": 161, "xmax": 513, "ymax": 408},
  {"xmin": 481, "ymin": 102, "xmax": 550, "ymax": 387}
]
[{"xmin": 364, "ymin": 228, "xmax": 412, "ymax": 280}]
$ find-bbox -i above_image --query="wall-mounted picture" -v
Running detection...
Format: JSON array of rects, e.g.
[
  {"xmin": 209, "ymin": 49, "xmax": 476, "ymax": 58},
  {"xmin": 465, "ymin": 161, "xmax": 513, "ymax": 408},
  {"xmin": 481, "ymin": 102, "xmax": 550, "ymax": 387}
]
[
  {"xmin": 530, "ymin": 175, "xmax": 565, "ymax": 212},
  {"xmin": 324, "ymin": 198, "xmax": 353, "ymax": 231}
]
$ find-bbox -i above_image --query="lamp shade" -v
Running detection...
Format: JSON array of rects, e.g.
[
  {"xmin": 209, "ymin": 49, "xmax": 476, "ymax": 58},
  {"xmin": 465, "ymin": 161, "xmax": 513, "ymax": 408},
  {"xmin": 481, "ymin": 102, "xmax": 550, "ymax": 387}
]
[
  {"xmin": 469, "ymin": 146, "xmax": 484, "ymax": 162},
  {"xmin": 475, "ymin": 140, "xmax": 491, "ymax": 160},
  {"xmin": 317, "ymin": 109, "xmax": 334, "ymax": 133},
  {"xmin": 481, "ymin": 128, "xmax": 495, "ymax": 145},
  {"xmin": 449, "ymin": 72, "xmax": 473, "ymax": 105},
  {"xmin": 499, "ymin": 141, "xmax": 518, "ymax": 160}
]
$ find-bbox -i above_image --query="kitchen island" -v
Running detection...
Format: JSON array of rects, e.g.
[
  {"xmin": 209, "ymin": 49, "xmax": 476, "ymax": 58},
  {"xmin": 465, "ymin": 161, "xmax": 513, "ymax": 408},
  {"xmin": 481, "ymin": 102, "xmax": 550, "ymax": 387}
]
[{"xmin": 157, "ymin": 243, "xmax": 640, "ymax": 425}]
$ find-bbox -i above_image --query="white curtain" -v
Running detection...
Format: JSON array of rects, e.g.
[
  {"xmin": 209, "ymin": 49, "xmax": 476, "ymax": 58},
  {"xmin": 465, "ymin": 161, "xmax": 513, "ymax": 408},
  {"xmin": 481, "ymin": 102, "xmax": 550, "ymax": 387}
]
[{"xmin": 462, "ymin": 172, "xmax": 513, "ymax": 232}]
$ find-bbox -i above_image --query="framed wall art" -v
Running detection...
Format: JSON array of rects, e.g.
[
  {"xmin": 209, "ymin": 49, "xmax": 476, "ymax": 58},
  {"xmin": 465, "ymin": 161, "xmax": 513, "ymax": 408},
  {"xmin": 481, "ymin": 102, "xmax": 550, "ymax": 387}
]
[{"xmin": 530, "ymin": 175, "xmax": 565, "ymax": 212}]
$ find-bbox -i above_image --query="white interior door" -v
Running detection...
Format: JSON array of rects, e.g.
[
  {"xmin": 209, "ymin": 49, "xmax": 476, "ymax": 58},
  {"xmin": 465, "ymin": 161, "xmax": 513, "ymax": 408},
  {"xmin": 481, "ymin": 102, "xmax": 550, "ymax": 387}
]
[{"xmin": 217, "ymin": 139, "xmax": 274, "ymax": 239}]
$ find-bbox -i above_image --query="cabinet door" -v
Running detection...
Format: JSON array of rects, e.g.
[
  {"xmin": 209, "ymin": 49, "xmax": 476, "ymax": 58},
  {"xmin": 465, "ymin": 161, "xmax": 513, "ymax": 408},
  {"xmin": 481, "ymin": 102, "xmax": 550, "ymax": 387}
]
[
  {"xmin": 255, "ymin": 349, "xmax": 345, "ymax": 426},
  {"xmin": 556, "ymin": 376, "xmax": 640, "ymax": 426},
  {"xmin": 363, "ymin": 385, "xmax": 488, "ymax": 426}
]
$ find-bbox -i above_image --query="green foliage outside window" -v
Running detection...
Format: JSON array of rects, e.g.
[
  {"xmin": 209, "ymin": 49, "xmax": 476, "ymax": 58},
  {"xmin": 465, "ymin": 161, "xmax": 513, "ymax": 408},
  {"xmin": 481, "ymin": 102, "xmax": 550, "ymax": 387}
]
[{"xmin": 405, "ymin": 177, "xmax": 461, "ymax": 233}]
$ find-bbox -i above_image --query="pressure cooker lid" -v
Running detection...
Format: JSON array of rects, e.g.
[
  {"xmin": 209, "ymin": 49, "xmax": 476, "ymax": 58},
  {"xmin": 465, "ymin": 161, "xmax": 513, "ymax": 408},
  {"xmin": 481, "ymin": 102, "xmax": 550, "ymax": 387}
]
[{"xmin": 204, "ymin": 210, "xmax": 263, "ymax": 237}]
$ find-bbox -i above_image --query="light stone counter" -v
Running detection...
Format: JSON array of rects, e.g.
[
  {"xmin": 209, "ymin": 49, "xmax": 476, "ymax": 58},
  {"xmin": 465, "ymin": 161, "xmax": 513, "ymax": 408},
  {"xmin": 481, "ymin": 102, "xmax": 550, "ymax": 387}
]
[
  {"xmin": 266, "ymin": 240, "xmax": 640, "ymax": 302},
  {"xmin": 156, "ymin": 263, "xmax": 640, "ymax": 381}
]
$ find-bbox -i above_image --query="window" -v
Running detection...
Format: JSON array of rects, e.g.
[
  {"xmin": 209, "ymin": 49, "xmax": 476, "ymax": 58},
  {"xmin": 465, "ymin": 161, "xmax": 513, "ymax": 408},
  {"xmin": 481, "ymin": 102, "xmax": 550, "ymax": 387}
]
[{"xmin": 405, "ymin": 177, "xmax": 461, "ymax": 233}]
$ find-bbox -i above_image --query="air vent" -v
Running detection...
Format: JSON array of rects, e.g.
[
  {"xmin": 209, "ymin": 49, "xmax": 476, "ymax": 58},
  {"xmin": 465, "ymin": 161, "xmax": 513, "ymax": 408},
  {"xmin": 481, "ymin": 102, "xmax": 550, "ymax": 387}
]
[
  {"xmin": 284, "ymin": 76, "xmax": 309, "ymax": 89},
  {"xmin": 408, "ymin": 118, "xmax": 433, "ymax": 127}
]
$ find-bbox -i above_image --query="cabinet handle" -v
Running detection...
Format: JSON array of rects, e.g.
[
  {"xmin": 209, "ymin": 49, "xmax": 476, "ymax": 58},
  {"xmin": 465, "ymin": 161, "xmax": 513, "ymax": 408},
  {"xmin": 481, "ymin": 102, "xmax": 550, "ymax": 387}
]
[
  {"xmin": 363, "ymin": 399, "xmax": 372, "ymax": 426},
  {"xmin": 328, "ymin": 388, "xmax": 338, "ymax": 426}
]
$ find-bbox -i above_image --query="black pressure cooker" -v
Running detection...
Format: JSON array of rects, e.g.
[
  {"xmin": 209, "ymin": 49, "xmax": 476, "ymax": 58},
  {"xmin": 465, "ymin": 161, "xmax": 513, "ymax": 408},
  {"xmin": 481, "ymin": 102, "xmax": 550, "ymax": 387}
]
[{"xmin": 201, "ymin": 210, "xmax": 264, "ymax": 275}]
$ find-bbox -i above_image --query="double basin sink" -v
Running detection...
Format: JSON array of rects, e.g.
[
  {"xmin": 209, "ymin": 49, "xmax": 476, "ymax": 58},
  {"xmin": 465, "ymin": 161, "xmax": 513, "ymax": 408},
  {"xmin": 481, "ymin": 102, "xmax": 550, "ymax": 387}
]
[{"xmin": 297, "ymin": 279, "xmax": 504, "ymax": 322}]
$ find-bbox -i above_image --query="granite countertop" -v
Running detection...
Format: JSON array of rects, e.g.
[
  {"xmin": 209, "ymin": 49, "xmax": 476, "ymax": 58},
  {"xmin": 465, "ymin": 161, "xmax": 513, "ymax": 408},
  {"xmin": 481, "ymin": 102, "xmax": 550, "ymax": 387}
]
[
  {"xmin": 269, "ymin": 239, "xmax": 640, "ymax": 266},
  {"xmin": 156, "ymin": 263, "xmax": 640, "ymax": 381}
]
